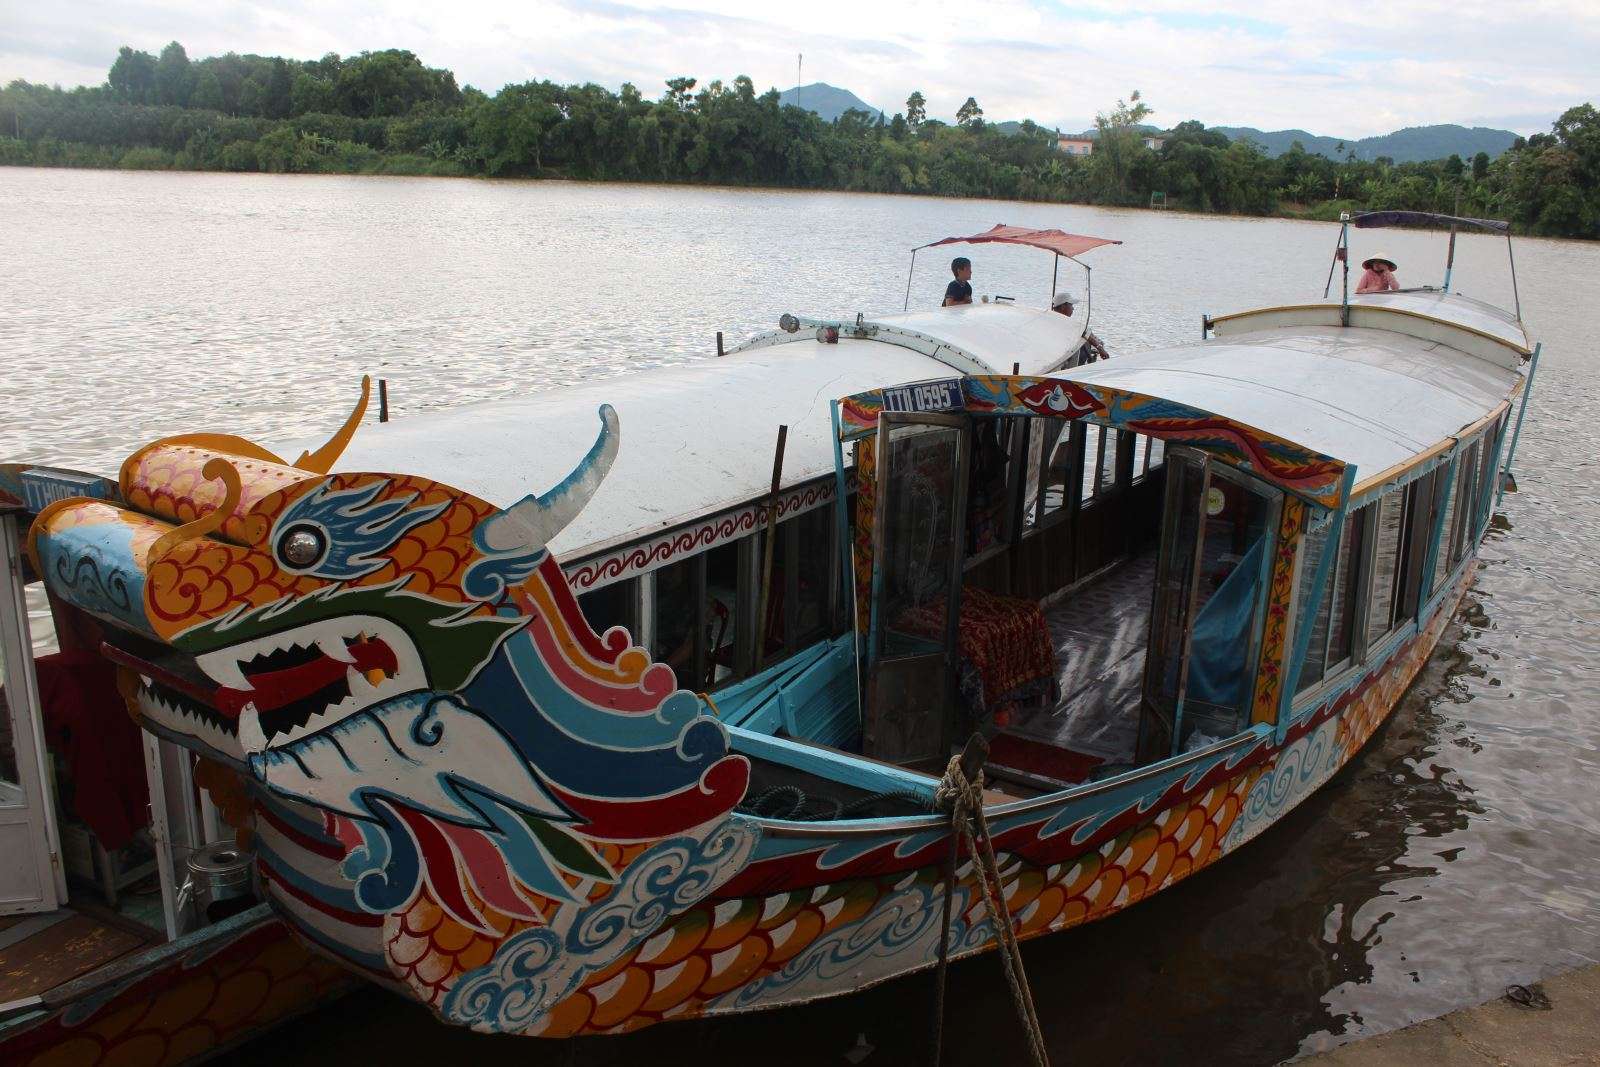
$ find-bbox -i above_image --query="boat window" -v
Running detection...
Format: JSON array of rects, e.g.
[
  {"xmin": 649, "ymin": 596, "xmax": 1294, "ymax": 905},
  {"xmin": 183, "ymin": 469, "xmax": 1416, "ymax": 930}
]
[
  {"xmin": 703, "ymin": 540, "xmax": 742, "ymax": 686},
  {"xmin": 1326, "ymin": 509, "xmax": 1364, "ymax": 671},
  {"xmin": 1396, "ymin": 477, "xmax": 1432, "ymax": 624},
  {"xmin": 1036, "ymin": 421, "xmax": 1070, "ymax": 522},
  {"xmin": 1080, "ymin": 424, "xmax": 1106, "ymax": 503},
  {"xmin": 969, "ymin": 420, "xmax": 1017, "ymax": 553},
  {"xmin": 1293, "ymin": 523, "xmax": 1334, "ymax": 692},
  {"xmin": 1132, "ymin": 433, "xmax": 1165, "ymax": 480},
  {"xmin": 1429, "ymin": 462, "xmax": 1459, "ymax": 601},
  {"xmin": 578, "ymin": 577, "xmax": 638, "ymax": 641},
  {"xmin": 652, "ymin": 555, "xmax": 702, "ymax": 691},
  {"xmin": 757, "ymin": 504, "xmax": 835, "ymax": 666},
  {"xmin": 1472, "ymin": 421, "xmax": 1501, "ymax": 541},
  {"xmin": 1449, "ymin": 440, "xmax": 1481, "ymax": 570},
  {"xmin": 1364, "ymin": 489, "xmax": 1408, "ymax": 648}
]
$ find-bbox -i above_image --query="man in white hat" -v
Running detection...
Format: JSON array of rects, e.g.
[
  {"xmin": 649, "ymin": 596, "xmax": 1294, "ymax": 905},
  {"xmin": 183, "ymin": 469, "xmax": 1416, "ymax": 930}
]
[
  {"xmin": 1356, "ymin": 254, "xmax": 1400, "ymax": 293},
  {"xmin": 1050, "ymin": 290, "xmax": 1078, "ymax": 316}
]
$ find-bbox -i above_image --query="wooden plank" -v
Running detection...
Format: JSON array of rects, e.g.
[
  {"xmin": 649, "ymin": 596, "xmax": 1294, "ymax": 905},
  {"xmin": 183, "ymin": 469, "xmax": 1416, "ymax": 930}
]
[{"xmin": 0, "ymin": 913, "xmax": 149, "ymax": 1001}]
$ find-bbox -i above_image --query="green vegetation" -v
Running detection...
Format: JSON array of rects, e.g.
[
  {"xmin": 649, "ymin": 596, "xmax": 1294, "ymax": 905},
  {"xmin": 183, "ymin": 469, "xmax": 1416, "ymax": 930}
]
[{"xmin": 2, "ymin": 44, "xmax": 1596, "ymax": 238}]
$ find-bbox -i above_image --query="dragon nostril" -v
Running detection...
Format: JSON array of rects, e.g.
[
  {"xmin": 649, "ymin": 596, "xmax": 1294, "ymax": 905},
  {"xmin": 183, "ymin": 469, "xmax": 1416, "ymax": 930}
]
[{"xmin": 279, "ymin": 525, "xmax": 327, "ymax": 569}]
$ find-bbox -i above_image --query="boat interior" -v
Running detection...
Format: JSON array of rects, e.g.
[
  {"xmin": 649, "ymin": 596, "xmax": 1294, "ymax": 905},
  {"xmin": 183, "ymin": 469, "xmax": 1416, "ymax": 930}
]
[{"xmin": 570, "ymin": 388, "xmax": 1288, "ymax": 820}]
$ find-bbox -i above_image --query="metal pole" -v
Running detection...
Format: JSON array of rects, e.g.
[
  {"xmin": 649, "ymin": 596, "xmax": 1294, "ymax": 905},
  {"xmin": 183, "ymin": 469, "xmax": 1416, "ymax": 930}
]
[
  {"xmin": 904, "ymin": 248, "xmax": 918, "ymax": 311},
  {"xmin": 1339, "ymin": 218, "xmax": 1351, "ymax": 326},
  {"xmin": 1322, "ymin": 228, "xmax": 1343, "ymax": 299},
  {"xmin": 1083, "ymin": 262, "xmax": 1093, "ymax": 332},
  {"xmin": 716, "ymin": 331, "xmax": 724, "ymax": 357},
  {"xmin": 1443, "ymin": 224, "xmax": 1458, "ymax": 293},
  {"xmin": 1051, "ymin": 254, "xmax": 1059, "ymax": 298},
  {"xmin": 755, "ymin": 426, "xmax": 789, "ymax": 658},
  {"xmin": 1497, "ymin": 342, "xmax": 1540, "ymax": 505},
  {"xmin": 1506, "ymin": 232, "xmax": 1523, "ymax": 321},
  {"xmin": 378, "ymin": 378, "xmax": 389, "ymax": 423}
]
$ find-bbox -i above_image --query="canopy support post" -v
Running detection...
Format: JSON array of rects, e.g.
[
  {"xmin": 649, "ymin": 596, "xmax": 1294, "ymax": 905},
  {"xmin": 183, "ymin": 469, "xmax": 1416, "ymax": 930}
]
[
  {"xmin": 1338, "ymin": 216, "xmax": 1351, "ymax": 326},
  {"xmin": 1506, "ymin": 232, "xmax": 1523, "ymax": 321},
  {"xmin": 1081, "ymin": 261, "xmax": 1093, "ymax": 333},
  {"xmin": 1051, "ymin": 254, "xmax": 1059, "ymax": 298},
  {"xmin": 904, "ymin": 248, "xmax": 918, "ymax": 311},
  {"xmin": 1443, "ymin": 224, "xmax": 1458, "ymax": 293},
  {"xmin": 1498, "ymin": 342, "xmax": 1540, "ymax": 506}
]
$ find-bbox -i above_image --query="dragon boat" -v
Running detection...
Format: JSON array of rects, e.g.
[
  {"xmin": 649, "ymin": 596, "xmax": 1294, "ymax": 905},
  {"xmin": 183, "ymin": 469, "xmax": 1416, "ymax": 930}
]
[{"xmin": 0, "ymin": 215, "xmax": 1538, "ymax": 1048}]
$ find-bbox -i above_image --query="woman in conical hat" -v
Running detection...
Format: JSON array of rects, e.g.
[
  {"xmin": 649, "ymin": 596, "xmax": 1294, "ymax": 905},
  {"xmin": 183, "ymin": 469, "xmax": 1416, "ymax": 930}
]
[{"xmin": 1356, "ymin": 253, "xmax": 1400, "ymax": 293}]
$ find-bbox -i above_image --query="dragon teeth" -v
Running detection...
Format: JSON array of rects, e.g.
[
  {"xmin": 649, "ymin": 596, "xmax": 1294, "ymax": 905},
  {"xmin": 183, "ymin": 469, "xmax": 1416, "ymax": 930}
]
[
  {"xmin": 316, "ymin": 633, "xmax": 356, "ymax": 664},
  {"xmin": 196, "ymin": 649, "xmax": 253, "ymax": 691}
]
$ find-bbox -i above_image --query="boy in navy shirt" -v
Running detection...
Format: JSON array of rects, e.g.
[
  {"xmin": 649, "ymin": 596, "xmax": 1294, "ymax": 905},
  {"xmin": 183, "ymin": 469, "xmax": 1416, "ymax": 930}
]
[{"xmin": 943, "ymin": 257, "xmax": 973, "ymax": 306}]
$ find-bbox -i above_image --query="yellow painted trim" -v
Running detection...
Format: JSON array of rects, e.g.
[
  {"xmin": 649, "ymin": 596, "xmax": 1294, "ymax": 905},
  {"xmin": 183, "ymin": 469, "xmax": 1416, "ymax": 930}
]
[
  {"xmin": 1209, "ymin": 303, "xmax": 1532, "ymax": 357},
  {"xmin": 1350, "ymin": 400, "xmax": 1514, "ymax": 497},
  {"xmin": 145, "ymin": 458, "xmax": 243, "ymax": 565},
  {"xmin": 295, "ymin": 376, "xmax": 372, "ymax": 474}
]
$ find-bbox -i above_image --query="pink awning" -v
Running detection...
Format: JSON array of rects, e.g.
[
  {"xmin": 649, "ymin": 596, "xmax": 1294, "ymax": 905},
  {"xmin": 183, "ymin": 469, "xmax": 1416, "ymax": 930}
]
[{"xmin": 916, "ymin": 223, "xmax": 1122, "ymax": 259}]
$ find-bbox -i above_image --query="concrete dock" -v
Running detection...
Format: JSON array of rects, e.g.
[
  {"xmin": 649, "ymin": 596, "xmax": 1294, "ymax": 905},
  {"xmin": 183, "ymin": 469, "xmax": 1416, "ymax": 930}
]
[{"xmin": 1308, "ymin": 966, "xmax": 1600, "ymax": 1065}]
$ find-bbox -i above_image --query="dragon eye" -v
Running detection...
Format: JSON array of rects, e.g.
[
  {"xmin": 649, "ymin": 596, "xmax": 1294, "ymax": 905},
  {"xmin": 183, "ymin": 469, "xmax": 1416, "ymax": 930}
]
[{"xmin": 278, "ymin": 525, "xmax": 327, "ymax": 569}]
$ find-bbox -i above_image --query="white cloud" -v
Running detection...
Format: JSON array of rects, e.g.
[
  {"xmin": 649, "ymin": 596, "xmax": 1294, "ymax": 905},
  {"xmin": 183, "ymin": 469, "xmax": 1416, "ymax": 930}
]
[{"xmin": 1, "ymin": 0, "xmax": 1594, "ymax": 137}]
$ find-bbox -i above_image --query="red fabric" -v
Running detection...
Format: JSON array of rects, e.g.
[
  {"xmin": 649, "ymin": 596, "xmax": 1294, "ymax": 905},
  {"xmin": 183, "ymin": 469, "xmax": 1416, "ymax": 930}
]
[
  {"xmin": 33, "ymin": 651, "xmax": 148, "ymax": 849},
  {"xmin": 951, "ymin": 587, "xmax": 1057, "ymax": 710},
  {"xmin": 897, "ymin": 587, "xmax": 1057, "ymax": 715},
  {"xmin": 919, "ymin": 223, "xmax": 1122, "ymax": 260}
]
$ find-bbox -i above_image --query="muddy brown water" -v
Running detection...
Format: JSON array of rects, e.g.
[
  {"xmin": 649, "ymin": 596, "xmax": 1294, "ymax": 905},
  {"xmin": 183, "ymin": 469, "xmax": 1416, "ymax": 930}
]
[{"xmin": 3, "ymin": 168, "xmax": 1598, "ymax": 1065}]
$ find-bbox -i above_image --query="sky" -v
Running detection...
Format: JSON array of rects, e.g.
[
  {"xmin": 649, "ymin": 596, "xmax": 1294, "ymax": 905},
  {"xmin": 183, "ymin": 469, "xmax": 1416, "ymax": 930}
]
[{"xmin": 2, "ymin": 0, "xmax": 1595, "ymax": 138}]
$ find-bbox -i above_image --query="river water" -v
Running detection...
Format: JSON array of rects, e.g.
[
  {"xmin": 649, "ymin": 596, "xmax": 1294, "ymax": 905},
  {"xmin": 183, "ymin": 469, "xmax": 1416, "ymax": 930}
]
[{"xmin": 3, "ymin": 168, "xmax": 1597, "ymax": 1065}]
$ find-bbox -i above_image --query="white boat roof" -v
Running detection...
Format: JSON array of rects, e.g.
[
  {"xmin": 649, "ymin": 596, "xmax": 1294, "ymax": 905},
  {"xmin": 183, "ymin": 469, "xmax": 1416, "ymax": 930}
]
[
  {"xmin": 1209, "ymin": 290, "xmax": 1532, "ymax": 367},
  {"xmin": 735, "ymin": 302, "xmax": 1086, "ymax": 377},
  {"xmin": 277, "ymin": 304, "xmax": 1087, "ymax": 558},
  {"xmin": 1058, "ymin": 321, "xmax": 1523, "ymax": 484},
  {"xmin": 868, "ymin": 302, "xmax": 1088, "ymax": 375},
  {"xmin": 280, "ymin": 344, "xmax": 945, "ymax": 558}
]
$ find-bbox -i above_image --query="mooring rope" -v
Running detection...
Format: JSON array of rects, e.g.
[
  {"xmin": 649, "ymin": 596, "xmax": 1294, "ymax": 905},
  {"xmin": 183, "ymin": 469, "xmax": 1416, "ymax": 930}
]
[{"xmin": 932, "ymin": 752, "xmax": 1051, "ymax": 1067}]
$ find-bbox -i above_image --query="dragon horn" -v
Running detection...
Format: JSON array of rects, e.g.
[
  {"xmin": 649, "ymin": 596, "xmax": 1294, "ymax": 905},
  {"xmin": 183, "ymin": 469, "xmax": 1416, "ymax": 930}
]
[{"xmin": 479, "ymin": 404, "xmax": 619, "ymax": 554}]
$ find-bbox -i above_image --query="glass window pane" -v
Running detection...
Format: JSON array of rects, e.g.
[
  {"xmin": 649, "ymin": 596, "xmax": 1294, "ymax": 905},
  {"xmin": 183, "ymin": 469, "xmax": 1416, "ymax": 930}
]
[
  {"xmin": 578, "ymin": 578, "xmax": 636, "ymax": 640},
  {"xmin": 1036, "ymin": 422, "xmax": 1068, "ymax": 521},
  {"xmin": 1430, "ymin": 468, "xmax": 1458, "ymax": 599},
  {"xmin": 1098, "ymin": 429, "xmax": 1117, "ymax": 492},
  {"xmin": 703, "ymin": 540, "xmax": 741, "ymax": 685},
  {"xmin": 1148, "ymin": 437, "xmax": 1166, "ymax": 471},
  {"xmin": 1450, "ymin": 442, "xmax": 1479, "ymax": 567},
  {"xmin": 793, "ymin": 506, "xmax": 832, "ymax": 647},
  {"xmin": 1080, "ymin": 425, "xmax": 1102, "ymax": 502},
  {"xmin": 1474, "ymin": 424, "xmax": 1499, "ymax": 539},
  {"xmin": 1366, "ymin": 491, "xmax": 1405, "ymax": 645},
  {"xmin": 1022, "ymin": 421, "xmax": 1045, "ymax": 530},
  {"xmin": 879, "ymin": 424, "xmax": 963, "ymax": 660},
  {"xmin": 652, "ymin": 557, "xmax": 699, "ymax": 691},
  {"xmin": 1294, "ymin": 524, "xmax": 1333, "ymax": 692},
  {"xmin": 1327, "ymin": 509, "xmax": 1364, "ymax": 668}
]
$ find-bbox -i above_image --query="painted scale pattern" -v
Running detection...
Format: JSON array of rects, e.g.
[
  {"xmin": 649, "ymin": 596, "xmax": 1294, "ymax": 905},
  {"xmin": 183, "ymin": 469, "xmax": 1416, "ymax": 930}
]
[{"xmin": 2, "ymin": 918, "xmax": 351, "ymax": 1067}]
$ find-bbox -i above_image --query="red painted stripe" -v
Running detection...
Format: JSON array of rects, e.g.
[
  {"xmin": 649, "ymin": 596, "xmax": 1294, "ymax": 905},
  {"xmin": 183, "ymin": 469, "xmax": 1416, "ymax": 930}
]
[
  {"xmin": 257, "ymin": 802, "xmax": 347, "ymax": 860},
  {"xmin": 258, "ymin": 859, "xmax": 382, "ymax": 928}
]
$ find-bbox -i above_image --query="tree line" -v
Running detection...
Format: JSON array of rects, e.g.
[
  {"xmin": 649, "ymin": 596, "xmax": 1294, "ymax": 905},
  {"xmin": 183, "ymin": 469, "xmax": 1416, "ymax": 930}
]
[{"xmin": 1, "ymin": 44, "xmax": 1595, "ymax": 238}]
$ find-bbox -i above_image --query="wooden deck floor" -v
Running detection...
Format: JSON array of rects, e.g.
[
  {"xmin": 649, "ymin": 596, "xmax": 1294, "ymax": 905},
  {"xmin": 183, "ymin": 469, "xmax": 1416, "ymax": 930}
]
[{"xmin": 0, "ymin": 907, "xmax": 155, "ymax": 1003}]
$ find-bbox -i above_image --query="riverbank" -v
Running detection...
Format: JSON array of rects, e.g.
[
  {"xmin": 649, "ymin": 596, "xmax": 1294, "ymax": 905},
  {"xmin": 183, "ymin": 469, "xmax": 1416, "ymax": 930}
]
[
  {"xmin": 1306, "ymin": 965, "xmax": 1600, "ymax": 1064},
  {"xmin": 0, "ymin": 149, "xmax": 1393, "ymax": 232}
]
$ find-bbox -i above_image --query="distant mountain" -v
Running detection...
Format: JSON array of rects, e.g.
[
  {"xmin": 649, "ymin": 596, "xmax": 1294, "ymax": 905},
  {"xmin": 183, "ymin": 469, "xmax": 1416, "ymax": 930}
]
[
  {"xmin": 777, "ymin": 82, "xmax": 882, "ymax": 122},
  {"xmin": 1214, "ymin": 123, "xmax": 1518, "ymax": 163}
]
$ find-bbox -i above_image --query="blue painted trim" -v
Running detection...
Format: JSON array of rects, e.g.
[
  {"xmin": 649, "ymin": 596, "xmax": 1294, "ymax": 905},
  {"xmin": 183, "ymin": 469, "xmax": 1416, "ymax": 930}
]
[
  {"xmin": 727, "ymin": 724, "xmax": 936, "ymax": 799},
  {"xmin": 1278, "ymin": 468, "xmax": 1357, "ymax": 741},
  {"xmin": 1498, "ymin": 342, "xmax": 1540, "ymax": 506}
]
